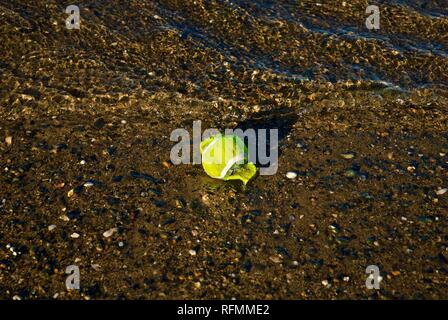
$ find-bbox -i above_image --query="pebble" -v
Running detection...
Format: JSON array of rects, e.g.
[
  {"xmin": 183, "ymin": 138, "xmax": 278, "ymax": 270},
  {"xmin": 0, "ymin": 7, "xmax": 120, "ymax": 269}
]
[
  {"xmin": 286, "ymin": 171, "xmax": 297, "ymax": 179},
  {"xmin": 340, "ymin": 152, "xmax": 355, "ymax": 159},
  {"xmin": 48, "ymin": 225, "xmax": 57, "ymax": 231},
  {"xmin": 328, "ymin": 223, "xmax": 341, "ymax": 233},
  {"xmin": 55, "ymin": 182, "xmax": 65, "ymax": 189},
  {"xmin": 91, "ymin": 264, "xmax": 101, "ymax": 271},
  {"xmin": 189, "ymin": 249, "xmax": 197, "ymax": 256},
  {"xmin": 5, "ymin": 136, "xmax": 12, "ymax": 146},
  {"xmin": 344, "ymin": 169, "xmax": 357, "ymax": 177},
  {"xmin": 436, "ymin": 188, "xmax": 447, "ymax": 195},
  {"xmin": 70, "ymin": 233, "xmax": 80, "ymax": 238},
  {"xmin": 201, "ymin": 194, "xmax": 210, "ymax": 205},
  {"xmin": 103, "ymin": 228, "xmax": 117, "ymax": 238},
  {"xmin": 174, "ymin": 199, "xmax": 185, "ymax": 208},
  {"xmin": 162, "ymin": 161, "xmax": 171, "ymax": 168},
  {"xmin": 321, "ymin": 280, "xmax": 329, "ymax": 287}
]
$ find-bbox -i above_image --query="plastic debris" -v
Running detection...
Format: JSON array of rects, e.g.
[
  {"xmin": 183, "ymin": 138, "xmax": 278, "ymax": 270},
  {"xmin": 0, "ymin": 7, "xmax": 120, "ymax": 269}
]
[{"xmin": 200, "ymin": 134, "xmax": 257, "ymax": 185}]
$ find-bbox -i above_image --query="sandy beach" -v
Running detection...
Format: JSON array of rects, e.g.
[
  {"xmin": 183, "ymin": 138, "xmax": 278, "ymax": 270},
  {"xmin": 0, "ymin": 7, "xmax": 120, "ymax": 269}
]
[{"xmin": 0, "ymin": 0, "xmax": 447, "ymax": 299}]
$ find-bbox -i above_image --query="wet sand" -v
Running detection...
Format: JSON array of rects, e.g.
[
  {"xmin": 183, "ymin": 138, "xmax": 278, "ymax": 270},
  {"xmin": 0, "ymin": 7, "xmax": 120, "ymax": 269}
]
[{"xmin": 0, "ymin": 0, "xmax": 447, "ymax": 299}]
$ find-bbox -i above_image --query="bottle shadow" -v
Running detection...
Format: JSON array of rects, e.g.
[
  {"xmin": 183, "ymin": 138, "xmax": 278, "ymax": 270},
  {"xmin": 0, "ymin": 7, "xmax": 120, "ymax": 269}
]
[{"xmin": 233, "ymin": 108, "xmax": 299, "ymax": 167}]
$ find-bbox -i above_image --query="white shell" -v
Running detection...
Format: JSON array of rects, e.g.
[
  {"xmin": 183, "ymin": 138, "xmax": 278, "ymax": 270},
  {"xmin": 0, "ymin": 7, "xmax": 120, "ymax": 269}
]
[{"xmin": 286, "ymin": 171, "xmax": 297, "ymax": 179}]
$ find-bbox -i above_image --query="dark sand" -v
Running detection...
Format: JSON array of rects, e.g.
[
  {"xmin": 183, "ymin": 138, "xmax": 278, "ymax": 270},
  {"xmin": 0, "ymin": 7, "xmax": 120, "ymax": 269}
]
[{"xmin": 0, "ymin": 0, "xmax": 447, "ymax": 299}]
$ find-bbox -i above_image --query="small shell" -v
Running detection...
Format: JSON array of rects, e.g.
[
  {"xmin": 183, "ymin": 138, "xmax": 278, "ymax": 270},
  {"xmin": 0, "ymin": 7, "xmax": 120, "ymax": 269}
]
[
  {"xmin": 5, "ymin": 136, "xmax": 12, "ymax": 146},
  {"xmin": 286, "ymin": 171, "xmax": 297, "ymax": 179},
  {"xmin": 340, "ymin": 152, "xmax": 355, "ymax": 159},
  {"xmin": 103, "ymin": 228, "xmax": 117, "ymax": 238}
]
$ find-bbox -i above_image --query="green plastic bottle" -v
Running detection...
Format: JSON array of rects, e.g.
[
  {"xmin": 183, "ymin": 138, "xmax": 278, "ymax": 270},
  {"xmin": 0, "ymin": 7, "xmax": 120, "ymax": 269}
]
[{"xmin": 200, "ymin": 134, "xmax": 257, "ymax": 185}]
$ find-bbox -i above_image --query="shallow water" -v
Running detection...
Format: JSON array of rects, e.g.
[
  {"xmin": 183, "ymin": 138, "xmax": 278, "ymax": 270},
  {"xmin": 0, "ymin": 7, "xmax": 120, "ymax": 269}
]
[
  {"xmin": 2, "ymin": 0, "xmax": 447, "ymax": 113},
  {"xmin": 148, "ymin": 0, "xmax": 448, "ymax": 88}
]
